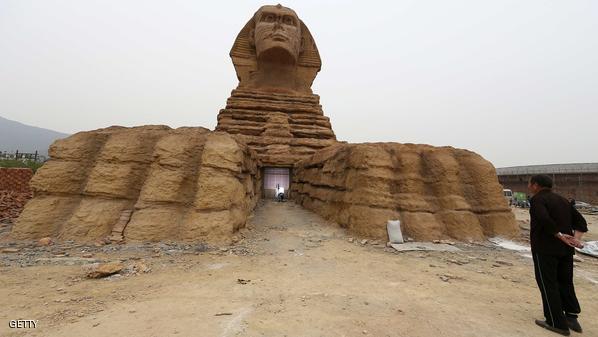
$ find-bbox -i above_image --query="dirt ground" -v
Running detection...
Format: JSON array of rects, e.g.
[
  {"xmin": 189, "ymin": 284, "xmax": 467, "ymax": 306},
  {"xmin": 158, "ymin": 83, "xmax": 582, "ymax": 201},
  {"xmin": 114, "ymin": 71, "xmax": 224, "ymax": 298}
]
[{"xmin": 1, "ymin": 201, "xmax": 597, "ymax": 337}]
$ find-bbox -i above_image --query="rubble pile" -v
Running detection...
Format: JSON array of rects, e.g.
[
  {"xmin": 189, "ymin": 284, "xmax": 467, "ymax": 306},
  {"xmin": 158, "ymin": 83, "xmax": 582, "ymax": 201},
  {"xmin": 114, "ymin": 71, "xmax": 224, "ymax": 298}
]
[{"xmin": 0, "ymin": 190, "xmax": 33, "ymax": 225}]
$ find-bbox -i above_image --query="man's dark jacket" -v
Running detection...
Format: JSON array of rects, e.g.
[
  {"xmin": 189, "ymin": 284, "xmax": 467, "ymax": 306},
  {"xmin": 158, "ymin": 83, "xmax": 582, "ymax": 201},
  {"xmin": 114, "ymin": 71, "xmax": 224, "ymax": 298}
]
[{"xmin": 529, "ymin": 189, "xmax": 588, "ymax": 256}]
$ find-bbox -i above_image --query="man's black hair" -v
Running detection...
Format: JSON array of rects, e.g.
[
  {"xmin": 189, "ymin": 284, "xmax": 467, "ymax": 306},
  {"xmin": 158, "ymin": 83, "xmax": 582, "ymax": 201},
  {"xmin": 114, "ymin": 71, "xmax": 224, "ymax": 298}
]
[{"xmin": 530, "ymin": 174, "xmax": 553, "ymax": 189}]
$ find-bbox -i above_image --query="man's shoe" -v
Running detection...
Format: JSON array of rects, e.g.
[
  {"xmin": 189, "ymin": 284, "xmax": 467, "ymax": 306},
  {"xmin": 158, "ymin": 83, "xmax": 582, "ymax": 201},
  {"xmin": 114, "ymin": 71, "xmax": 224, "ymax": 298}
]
[
  {"xmin": 535, "ymin": 320, "xmax": 570, "ymax": 336},
  {"xmin": 566, "ymin": 317, "xmax": 582, "ymax": 333}
]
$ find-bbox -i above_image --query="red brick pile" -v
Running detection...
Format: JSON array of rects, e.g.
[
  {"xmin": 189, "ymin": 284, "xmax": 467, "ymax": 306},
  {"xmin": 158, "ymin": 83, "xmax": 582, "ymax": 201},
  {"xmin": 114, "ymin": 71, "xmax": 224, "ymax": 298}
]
[
  {"xmin": 0, "ymin": 168, "xmax": 34, "ymax": 224},
  {"xmin": 0, "ymin": 168, "xmax": 33, "ymax": 193},
  {"xmin": 0, "ymin": 190, "xmax": 33, "ymax": 224}
]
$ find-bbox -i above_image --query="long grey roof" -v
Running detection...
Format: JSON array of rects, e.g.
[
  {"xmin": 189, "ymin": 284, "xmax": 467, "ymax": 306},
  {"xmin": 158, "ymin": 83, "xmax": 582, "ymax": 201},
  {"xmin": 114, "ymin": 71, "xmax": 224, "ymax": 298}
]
[{"xmin": 496, "ymin": 163, "xmax": 598, "ymax": 175}]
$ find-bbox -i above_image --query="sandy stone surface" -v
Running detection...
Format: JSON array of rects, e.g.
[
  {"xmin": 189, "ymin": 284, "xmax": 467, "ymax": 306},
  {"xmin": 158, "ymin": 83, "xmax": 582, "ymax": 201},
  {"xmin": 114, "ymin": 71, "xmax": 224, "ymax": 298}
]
[
  {"xmin": 293, "ymin": 143, "xmax": 518, "ymax": 242},
  {"xmin": 216, "ymin": 89, "xmax": 337, "ymax": 166},
  {"xmin": 11, "ymin": 126, "xmax": 260, "ymax": 244},
  {"xmin": 1, "ymin": 201, "xmax": 597, "ymax": 337}
]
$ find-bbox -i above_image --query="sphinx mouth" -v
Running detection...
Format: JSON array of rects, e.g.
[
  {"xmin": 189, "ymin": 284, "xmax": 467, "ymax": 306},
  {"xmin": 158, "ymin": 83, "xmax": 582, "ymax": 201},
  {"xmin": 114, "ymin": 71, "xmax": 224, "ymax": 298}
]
[{"xmin": 269, "ymin": 33, "xmax": 288, "ymax": 41}]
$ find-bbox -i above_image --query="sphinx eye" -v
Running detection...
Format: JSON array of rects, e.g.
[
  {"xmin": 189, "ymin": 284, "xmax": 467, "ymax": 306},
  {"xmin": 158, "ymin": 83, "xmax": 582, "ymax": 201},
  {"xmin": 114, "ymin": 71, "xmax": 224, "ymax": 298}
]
[
  {"xmin": 263, "ymin": 14, "xmax": 276, "ymax": 23},
  {"xmin": 283, "ymin": 15, "xmax": 295, "ymax": 26}
]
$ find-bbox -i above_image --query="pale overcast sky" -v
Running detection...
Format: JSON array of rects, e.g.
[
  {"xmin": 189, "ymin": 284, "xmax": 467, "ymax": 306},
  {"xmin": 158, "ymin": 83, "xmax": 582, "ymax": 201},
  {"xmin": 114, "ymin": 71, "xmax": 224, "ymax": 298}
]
[{"xmin": 1, "ymin": 0, "xmax": 596, "ymax": 167}]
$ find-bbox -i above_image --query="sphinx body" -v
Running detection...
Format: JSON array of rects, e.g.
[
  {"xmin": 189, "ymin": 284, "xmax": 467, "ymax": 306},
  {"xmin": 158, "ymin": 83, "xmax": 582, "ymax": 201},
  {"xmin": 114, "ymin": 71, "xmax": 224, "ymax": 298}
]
[
  {"xmin": 12, "ymin": 127, "xmax": 260, "ymax": 243},
  {"xmin": 12, "ymin": 5, "xmax": 517, "ymax": 244},
  {"xmin": 292, "ymin": 143, "xmax": 517, "ymax": 241}
]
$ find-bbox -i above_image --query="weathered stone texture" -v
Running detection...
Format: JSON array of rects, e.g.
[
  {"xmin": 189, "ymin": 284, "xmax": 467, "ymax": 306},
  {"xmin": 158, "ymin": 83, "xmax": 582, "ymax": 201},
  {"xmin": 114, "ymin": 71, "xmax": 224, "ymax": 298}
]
[
  {"xmin": 11, "ymin": 126, "xmax": 260, "ymax": 244},
  {"xmin": 216, "ymin": 89, "xmax": 336, "ymax": 166},
  {"xmin": 291, "ymin": 143, "xmax": 518, "ymax": 241}
]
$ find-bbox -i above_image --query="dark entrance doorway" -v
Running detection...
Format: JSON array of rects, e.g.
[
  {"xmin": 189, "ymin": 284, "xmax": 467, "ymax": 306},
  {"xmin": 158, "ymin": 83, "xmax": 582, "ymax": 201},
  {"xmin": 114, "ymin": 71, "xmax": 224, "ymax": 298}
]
[{"xmin": 263, "ymin": 167, "xmax": 290, "ymax": 199}]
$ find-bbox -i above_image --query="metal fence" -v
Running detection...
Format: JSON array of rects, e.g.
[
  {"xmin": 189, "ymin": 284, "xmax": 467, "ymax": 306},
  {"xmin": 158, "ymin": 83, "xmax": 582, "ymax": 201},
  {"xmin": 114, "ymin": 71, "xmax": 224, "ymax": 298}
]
[{"xmin": 0, "ymin": 150, "xmax": 47, "ymax": 162}]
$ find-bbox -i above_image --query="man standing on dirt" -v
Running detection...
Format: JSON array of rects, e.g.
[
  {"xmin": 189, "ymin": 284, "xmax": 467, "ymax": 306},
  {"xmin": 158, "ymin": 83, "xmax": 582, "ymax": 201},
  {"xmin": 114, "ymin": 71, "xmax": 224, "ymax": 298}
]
[{"xmin": 528, "ymin": 174, "xmax": 588, "ymax": 336}]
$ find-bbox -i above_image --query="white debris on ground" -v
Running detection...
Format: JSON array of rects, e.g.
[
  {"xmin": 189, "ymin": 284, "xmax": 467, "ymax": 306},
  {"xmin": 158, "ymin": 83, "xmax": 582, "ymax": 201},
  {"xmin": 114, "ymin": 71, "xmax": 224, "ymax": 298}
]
[
  {"xmin": 488, "ymin": 237, "xmax": 531, "ymax": 252},
  {"xmin": 390, "ymin": 242, "xmax": 461, "ymax": 252},
  {"xmin": 386, "ymin": 220, "xmax": 404, "ymax": 244},
  {"xmin": 576, "ymin": 241, "xmax": 598, "ymax": 258}
]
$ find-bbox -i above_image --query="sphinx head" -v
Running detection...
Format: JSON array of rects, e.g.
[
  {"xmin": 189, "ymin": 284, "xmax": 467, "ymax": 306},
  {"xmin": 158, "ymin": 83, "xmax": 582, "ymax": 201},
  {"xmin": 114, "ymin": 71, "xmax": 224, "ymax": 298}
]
[
  {"xmin": 230, "ymin": 4, "xmax": 320, "ymax": 93},
  {"xmin": 250, "ymin": 4, "xmax": 302, "ymax": 65}
]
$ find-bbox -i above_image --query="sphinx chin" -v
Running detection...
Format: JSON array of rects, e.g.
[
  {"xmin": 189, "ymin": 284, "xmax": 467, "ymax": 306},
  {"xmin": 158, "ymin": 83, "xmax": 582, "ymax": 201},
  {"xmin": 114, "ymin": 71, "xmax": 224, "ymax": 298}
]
[{"xmin": 258, "ymin": 46, "xmax": 297, "ymax": 65}]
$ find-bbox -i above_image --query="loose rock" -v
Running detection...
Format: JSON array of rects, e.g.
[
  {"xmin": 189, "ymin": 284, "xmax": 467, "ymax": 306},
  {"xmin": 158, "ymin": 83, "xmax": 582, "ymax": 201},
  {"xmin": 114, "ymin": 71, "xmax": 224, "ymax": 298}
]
[
  {"xmin": 38, "ymin": 237, "xmax": 54, "ymax": 246},
  {"xmin": 85, "ymin": 262, "xmax": 124, "ymax": 279}
]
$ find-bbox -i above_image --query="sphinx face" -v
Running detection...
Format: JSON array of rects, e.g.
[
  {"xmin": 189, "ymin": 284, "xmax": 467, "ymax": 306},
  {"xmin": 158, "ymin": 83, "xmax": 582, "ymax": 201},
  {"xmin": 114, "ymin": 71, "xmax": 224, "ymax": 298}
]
[{"xmin": 253, "ymin": 5, "xmax": 301, "ymax": 64}]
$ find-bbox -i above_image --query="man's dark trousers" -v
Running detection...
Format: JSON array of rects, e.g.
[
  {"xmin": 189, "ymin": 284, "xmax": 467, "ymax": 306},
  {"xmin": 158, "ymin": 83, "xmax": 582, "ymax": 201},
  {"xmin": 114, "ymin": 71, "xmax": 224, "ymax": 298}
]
[{"xmin": 532, "ymin": 253, "xmax": 580, "ymax": 330}]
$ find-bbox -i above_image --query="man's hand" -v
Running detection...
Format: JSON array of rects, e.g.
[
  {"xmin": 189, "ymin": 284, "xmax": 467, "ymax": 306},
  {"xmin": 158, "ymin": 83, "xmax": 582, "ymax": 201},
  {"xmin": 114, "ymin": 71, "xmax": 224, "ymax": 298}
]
[{"xmin": 557, "ymin": 233, "xmax": 584, "ymax": 249}]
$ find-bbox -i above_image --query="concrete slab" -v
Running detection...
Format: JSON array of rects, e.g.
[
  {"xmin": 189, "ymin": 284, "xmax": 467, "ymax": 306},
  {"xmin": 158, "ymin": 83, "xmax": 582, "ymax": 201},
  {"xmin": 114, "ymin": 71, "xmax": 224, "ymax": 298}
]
[{"xmin": 390, "ymin": 242, "xmax": 461, "ymax": 252}]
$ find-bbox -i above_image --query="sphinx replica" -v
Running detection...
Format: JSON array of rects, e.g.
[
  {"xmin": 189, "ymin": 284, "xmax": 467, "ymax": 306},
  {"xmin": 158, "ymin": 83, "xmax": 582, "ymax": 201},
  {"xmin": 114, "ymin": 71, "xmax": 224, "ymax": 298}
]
[{"xmin": 11, "ymin": 5, "xmax": 518, "ymax": 243}]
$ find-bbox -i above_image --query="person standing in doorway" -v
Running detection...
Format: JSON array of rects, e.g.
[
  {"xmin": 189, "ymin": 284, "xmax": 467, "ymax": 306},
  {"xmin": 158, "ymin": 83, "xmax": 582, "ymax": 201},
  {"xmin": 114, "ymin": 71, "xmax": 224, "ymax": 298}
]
[
  {"xmin": 276, "ymin": 184, "xmax": 285, "ymax": 202},
  {"xmin": 528, "ymin": 175, "xmax": 588, "ymax": 335}
]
